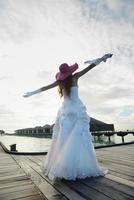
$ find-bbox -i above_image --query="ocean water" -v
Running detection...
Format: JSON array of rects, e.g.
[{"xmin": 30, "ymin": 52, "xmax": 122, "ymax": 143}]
[
  {"xmin": 0, "ymin": 134, "xmax": 133, "ymax": 152},
  {"xmin": 0, "ymin": 135, "xmax": 51, "ymax": 152}
]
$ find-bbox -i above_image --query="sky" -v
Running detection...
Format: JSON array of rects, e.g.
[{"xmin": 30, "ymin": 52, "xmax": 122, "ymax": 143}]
[{"xmin": 0, "ymin": 0, "xmax": 134, "ymax": 132}]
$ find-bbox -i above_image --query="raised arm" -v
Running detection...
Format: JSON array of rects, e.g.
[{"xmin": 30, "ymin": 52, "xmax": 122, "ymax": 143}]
[
  {"xmin": 74, "ymin": 63, "xmax": 96, "ymax": 78},
  {"xmin": 23, "ymin": 81, "xmax": 58, "ymax": 97},
  {"xmin": 75, "ymin": 53, "xmax": 113, "ymax": 79}
]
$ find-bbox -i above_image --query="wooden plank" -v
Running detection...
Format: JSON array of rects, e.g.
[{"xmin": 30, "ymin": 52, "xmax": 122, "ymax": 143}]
[
  {"xmin": 100, "ymin": 164, "xmax": 134, "ymax": 180},
  {"xmin": 0, "ymin": 180, "xmax": 33, "ymax": 189},
  {"xmin": 28, "ymin": 155, "xmax": 43, "ymax": 164},
  {"xmin": 0, "ymin": 174, "xmax": 28, "ymax": 182},
  {"xmin": 97, "ymin": 157, "xmax": 134, "ymax": 167},
  {"xmin": 106, "ymin": 174, "xmax": 134, "ymax": 188},
  {"xmin": 99, "ymin": 161, "xmax": 134, "ymax": 177},
  {"xmin": 13, "ymin": 155, "xmax": 86, "ymax": 200},
  {"xmin": 0, "ymin": 188, "xmax": 40, "ymax": 200},
  {"xmin": 0, "ymin": 168, "xmax": 21, "ymax": 174},
  {"xmin": 105, "ymin": 168, "xmax": 133, "ymax": 182},
  {"xmin": 25, "ymin": 155, "xmax": 88, "ymax": 200},
  {"xmin": 98, "ymin": 147, "xmax": 134, "ymax": 152},
  {"xmin": 97, "ymin": 150, "xmax": 134, "ymax": 160},
  {"xmin": 79, "ymin": 177, "xmax": 133, "ymax": 200},
  {"xmin": 98, "ymin": 152, "xmax": 134, "ymax": 157},
  {"xmin": 0, "ymin": 184, "xmax": 37, "ymax": 195},
  {"xmin": 1, "ymin": 142, "xmax": 133, "ymax": 200},
  {"xmin": 13, "ymin": 155, "xmax": 68, "ymax": 200},
  {"xmin": 0, "ymin": 146, "xmax": 44, "ymax": 200},
  {"xmin": 18, "ymin": 194, "xmax": 45, "ymax": 200},
  {"xmin": 0, "ymin": 164, "xmax": 20, "ymax": 168},
  {"xmin": 40, "ymin": 170, "xmax": 86, "ymax": 200},
  {"xmin": 0, "ymin": 170, "xmax": 26, "ymax": 177},
  {"xmin": 64, "ymin": 180, "xmax": 112, "ymax": 200},
  {"xmin": 87, "ymin": 176, "xmax": 134, "ymax": 197},
  {"xmin": 14, "ymin": 144, "xmax": 134, "ymax": 200},
  {"xmin": 96, "ymin": 150, "xmax": 134, "ymax": 158},
  {"xmin": 26, "ymin": 157, "xmax": 111, "ymax": 200}
]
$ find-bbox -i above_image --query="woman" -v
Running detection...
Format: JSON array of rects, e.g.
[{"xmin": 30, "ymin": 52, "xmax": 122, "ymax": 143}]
[{"xmin": 23, "ymin": 53, "xmax": 113, "ymax": 181}]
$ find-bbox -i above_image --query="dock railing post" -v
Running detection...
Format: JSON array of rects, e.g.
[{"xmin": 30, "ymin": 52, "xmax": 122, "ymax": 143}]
[{"xmin": 10, "ymin": 144, "xmax": 17, "ymax": 152}]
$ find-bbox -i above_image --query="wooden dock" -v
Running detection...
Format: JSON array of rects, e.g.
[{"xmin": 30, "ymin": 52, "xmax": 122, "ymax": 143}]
[
  {"xmin": 0, "ymin": 145, "xmax": 44, "ymax": 200},
  {"xmin": 0, "ymin": 144, "xmax": 134, "ymax": 200}
]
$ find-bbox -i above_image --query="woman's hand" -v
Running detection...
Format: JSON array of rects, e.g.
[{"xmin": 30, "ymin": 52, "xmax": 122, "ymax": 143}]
[
  {"xmin": 23, "ymin": 92, "xmax": 34, "ymax": 97},
  {"xmin": 84, "ymin": 53, "xmax": 113, "ymax": 65},
  {"xmin": 23, "ymin": 82, "xmax": 58, "ymax": 98},
  {"xmin": 101, "ymin": 53, "xmax": 113, "ymax": 62},
  {"xmin": 23, "ymin": 88, "xmax": 42, "ymax": 97}
]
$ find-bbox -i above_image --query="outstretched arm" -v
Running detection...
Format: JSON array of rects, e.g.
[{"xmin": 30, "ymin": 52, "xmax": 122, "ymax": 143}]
[
  {"xmin": 74, "ymin": 63, "xmax": 96, "ymax": 78},
  {"xmin": 75, "ymin": 53, "xmax": 113, "ymax": 79},
  {"xmin": 23, "ymin": 81, "xmax": 58, "ymax": 97},
  {"xmin": 41, "ymin": 81, "xmax": 58, "ymax": 91}
]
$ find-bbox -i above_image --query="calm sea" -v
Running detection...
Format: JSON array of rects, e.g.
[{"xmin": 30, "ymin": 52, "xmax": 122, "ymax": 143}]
[{"xmin": 0, "ymin": 134, "xmax": 133, "ymax": 152}]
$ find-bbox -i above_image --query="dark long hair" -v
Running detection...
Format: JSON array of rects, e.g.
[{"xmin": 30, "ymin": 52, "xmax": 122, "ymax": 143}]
[{"xmin": 57, "ymin": 75, "xmax": 73, "ymax": 97}]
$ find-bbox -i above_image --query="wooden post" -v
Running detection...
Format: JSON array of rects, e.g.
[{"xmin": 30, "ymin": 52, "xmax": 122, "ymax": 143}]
[
  {"xmin": 10, "ymin": 144, "xmax": 17, "ymax": 152},
  {"xmin": 104, "ymin": 132, "xmax": 115, "ymax": 143},
  {"xmin": 117, "ymin": 132, "xmax": 128, "ymax": 143}
]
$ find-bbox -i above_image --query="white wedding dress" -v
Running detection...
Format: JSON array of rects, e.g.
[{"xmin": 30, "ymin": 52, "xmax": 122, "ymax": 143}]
[{"xmin": 42, "ymin": 86, "xmax": 107, "ymax": 181}]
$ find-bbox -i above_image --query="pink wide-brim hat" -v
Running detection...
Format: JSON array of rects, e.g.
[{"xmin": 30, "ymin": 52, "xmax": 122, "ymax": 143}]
[{"xmin": 55, "ymin": 63, "xmax": 78, "ymax": 81}]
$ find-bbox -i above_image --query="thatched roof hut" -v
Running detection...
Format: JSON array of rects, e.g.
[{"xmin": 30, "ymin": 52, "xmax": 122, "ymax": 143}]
[{"xmin": 90, "ymin": 117, "xmax": 114, "ymax": 132}]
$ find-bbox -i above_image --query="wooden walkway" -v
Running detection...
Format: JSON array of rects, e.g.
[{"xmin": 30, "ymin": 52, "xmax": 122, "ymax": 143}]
[
  {"xmin": 0, "ymin": 144, "xmax": 134, "ymax": 200},
  {"xmin": 13, "ymin": 144, "xmax": 134, "ymax": 200},
  {"xmin": 0, "ymin": 146, "xmax": 44, "ymax": 200}
]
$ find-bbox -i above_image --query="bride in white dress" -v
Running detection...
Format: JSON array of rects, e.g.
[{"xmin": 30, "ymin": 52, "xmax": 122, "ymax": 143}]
[{"xmin": 23, "ymin": 53, "xmax": 113, "ymax": 181}]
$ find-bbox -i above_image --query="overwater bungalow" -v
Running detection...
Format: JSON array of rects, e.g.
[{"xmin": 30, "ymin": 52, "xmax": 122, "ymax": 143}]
[{"xmin": 15, "ymin": 117, "xmax": 114, "ymax": 136}]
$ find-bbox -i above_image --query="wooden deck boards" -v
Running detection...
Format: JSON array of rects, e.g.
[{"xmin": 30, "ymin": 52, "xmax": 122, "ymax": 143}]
[
  {"xmin": 0, "ymin": 146, "xmax": 44, "ymax": 200},
  {"xmin": 1, "ymin": 144, "xmax": 134, "ymax": 200},
  {"xmin": 12, "ymin": 144, "xmax": 134, "ymax": 200}
]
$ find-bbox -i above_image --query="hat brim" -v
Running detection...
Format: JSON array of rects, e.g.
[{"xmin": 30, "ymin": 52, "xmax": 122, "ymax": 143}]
[{"xmin": 56, "ymin": 63, "xmax": 78, "ymax": 81}]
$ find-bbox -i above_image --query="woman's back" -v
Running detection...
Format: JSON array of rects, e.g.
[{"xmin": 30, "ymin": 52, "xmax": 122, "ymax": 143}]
[{"xmin": 63, "ymin": 85, "xmax": 78, "ymax": 98}]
